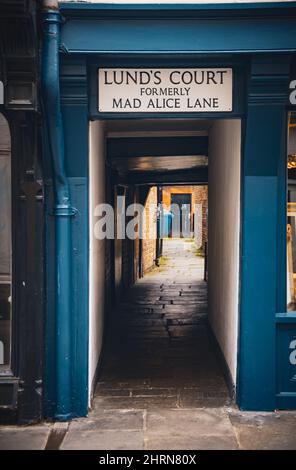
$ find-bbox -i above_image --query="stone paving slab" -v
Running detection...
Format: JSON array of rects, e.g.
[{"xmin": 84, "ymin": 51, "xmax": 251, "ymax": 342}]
[
  {"xmin": 62, "ymin": 429, "xmax": 144, "ymax": 450},
  {"xmin": 1, "ymin": 408, "xmax": 296, "ymax": 450},
  {"xmin": 0, "ymin": 425, "xmax": 51, "ymax": 450},
  {"xmin": 145, "ymin": 434, "xmax": 238, "ymax": 450},
  {"xmin": 146, "ymin": 408, "xmax": 234, "ymax": 435},
  {"xmin": 69, "ymin": 410, "xmax": 144, "ymax": 431},
  {"xmin": 229, "ymin": 410, "xmax": 296, "ymax": 450}
]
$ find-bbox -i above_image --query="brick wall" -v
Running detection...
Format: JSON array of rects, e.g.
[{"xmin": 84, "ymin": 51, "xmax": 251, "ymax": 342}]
[
  {"xmin": 114, "ymin": 185, "xmax": 206, "ymax": 290},
  {"xmin": 161, "ymin": 185, "xmax": 208, "ymax": 248},
  {"xmin": 193, "ymin": 185, "xmax": 208, "ymax": 250},
  {"xmin": 142, "ymin": 186, "xmax": 157, "ymax": 274},
  {"xmin": 162, "ymin": 185, "xmax": 195, "ymax": 212}
]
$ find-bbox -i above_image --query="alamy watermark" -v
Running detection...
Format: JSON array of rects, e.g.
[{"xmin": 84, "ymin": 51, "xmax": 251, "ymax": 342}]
[{"xmin": 93, "ymin": 196, "xmax": 203, "ymax": 241}]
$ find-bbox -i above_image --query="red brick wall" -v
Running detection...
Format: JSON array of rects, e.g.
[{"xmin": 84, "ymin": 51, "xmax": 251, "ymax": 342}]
[
  {"xmin": 162, "ymin": 185, "xmax": 195, "ymax": 215},
  {"xmin": 114, "ymin": 185, "xmax": 207, "ymax": 292},
  {"xmin": 193, "ymin": 185, "xmax": 208, "ymax": 250},
  {"xmin": 161, "ymin": 185, "xmax": 208, "ymax": 247},
  {"xmin": 142, "ymin": 187, "xmax": 157, "ymax": 274}
]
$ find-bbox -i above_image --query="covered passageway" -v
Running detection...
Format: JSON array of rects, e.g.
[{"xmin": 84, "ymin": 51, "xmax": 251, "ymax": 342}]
[{"xmin": 88, "ymin": 118, "xmax": 241, "ymax": 411}]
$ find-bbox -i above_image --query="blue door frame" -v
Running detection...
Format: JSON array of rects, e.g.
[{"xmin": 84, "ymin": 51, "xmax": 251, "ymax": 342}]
[{"xmin": 44, "ymin": 2, "xmax": 296, "ymax": 419}]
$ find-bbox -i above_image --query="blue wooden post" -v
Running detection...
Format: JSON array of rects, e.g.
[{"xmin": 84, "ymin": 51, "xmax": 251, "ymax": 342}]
[{"xmin": 238, "ymin": 59, "xmax": 289, "ymax": 410}]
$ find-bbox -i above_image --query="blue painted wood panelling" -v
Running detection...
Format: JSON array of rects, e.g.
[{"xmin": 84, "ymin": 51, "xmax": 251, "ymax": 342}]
[
  {"xmin": 238, "ymin": 55, "xmax": 290, "ymax": 409},
  {"xmin": 60, "ymin": 60, "xmax": 88, "ymax": 177},
  {"xmin": 62, "ymin": 105, "xmax": 88, "ymax": 177},
  {"xmin": 61, "ymin": 18, "xmax": 296, "ymax": 55},
  {"xmin": 69, "ymin": 178, "xmax": 89, "ymax": 417},
  {"xmin": 277, "ymin": 324, "xmax": 296, "ymax": 408},
  {"xmin": 59, "ymin": 2, "xmax": 296, "ymax": 14},
  {"xmin": 239, "ymin": 175, "xmax": 278, "ymax": 410}
]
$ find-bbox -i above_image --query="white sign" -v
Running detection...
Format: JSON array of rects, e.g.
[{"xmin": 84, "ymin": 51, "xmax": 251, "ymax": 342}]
[{"xmin": 98, "ymin": 68, "xmax": 233, "ymax": 113}]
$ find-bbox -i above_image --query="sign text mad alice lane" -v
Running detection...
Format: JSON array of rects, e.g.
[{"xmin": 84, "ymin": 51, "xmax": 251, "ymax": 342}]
[{"xmin": 98, "ymin": 68, "xmax": 233, "ymax": 113}]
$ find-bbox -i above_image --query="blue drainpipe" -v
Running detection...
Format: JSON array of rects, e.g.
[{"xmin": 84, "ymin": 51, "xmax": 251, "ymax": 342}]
[{"xmin": 41, "ymin": 3, "xmax": 76, "ymax": 421}]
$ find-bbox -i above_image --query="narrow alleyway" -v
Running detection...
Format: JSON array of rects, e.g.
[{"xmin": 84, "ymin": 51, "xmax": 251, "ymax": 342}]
[
  {"xmin": 61, "ymin": 239, "xmax": 238, "ymax": 450},
  {"xmin": 95, "ymin": 238, "xmax": 230, "ymax": 410}
]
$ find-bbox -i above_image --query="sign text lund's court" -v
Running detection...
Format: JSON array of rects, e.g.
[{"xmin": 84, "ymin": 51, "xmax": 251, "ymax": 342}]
[{"xmin": 98, "ymin": 68, "xmax": 233, "ymax": 113}]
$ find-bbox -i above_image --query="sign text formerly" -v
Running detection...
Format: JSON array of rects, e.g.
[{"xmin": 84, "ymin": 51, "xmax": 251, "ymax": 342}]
[{"xmin": 98, "ymin": 68, "xmax": 233, "ymax": 113}]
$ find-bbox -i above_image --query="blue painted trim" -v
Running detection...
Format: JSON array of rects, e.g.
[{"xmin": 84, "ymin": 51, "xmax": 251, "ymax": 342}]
[
  {"xmin": 276, "ymin": 313, "xmax": 296, "ymax": 323},
  {"xmin": 60, "ymin": 16, "xmax": 296, "ymax": 55},
  {"xmin": 59, "ymin": 2, "xmax": 296, "ymax": 56},
  {"xmin": 276, "ymin": 322, "xmax": 296, "ymax": 408},
  {"xmin": 276, "ymin": 394, "xmax": 296, "ymax": 409},
  {"xmin": 276, "ymin": 111, "xmax": 288, "ymax": 313},
  {"xmin": 59, "ymin": 2, "xmax": 296, "ymax": 13}
]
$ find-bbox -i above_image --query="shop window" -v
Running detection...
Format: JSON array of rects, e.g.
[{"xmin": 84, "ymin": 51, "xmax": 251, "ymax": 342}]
[{"xmin": 0, "ymin": 113, "xmax": 12, "ymax": 369}]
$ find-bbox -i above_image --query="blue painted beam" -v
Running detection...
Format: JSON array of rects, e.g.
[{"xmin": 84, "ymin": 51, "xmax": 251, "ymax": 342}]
[
  {"xmin": 59, "ymin": 2, "xmax": 296, "ymax": 15},
  {"xmin": 276, "ymin": 313, "xmax": 296, "ymax": 323},
  {"xmin": 60, "ymin": 17, "xmax": 296, "ymax": 54}
]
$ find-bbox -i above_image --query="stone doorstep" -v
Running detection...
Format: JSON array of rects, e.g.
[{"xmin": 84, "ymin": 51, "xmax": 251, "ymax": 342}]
[
  {"xmin": 95, "ymin": 388, "xmax": 229, "ymax": 399},
  {"xmin": 93, "ymin": 396, "xmax": 179, "ymax": 409},
  {"xmin": 96, "ymin": 387, "xmax": 178, "ymax": 398}
]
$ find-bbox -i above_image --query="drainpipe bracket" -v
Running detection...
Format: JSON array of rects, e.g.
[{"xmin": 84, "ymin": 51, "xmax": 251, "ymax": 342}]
[
  {"xmin": 53, "ymin": 205, "xmax": 78, "ymax": 217},
  {"xmin": 42, "ymin": 10, "xmax": 62, "ymax": 24}
]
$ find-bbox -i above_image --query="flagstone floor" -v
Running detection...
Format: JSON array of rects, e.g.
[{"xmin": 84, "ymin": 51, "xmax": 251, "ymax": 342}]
[{"xmin": 94, "ymin": 238, "xmax": 230, "ymax": 412}]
